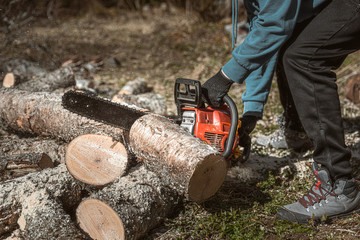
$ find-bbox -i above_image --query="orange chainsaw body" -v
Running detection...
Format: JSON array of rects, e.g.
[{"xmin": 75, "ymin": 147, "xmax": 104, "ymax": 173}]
[{"xmin": 181, "ymin": 105, "xmax": 240, "ymax": 156}]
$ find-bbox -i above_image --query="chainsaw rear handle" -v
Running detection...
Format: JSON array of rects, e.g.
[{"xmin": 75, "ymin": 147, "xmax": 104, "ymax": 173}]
[{"xmin": 222, "ymin": 94, "xmax": 238, "ymax": 159}]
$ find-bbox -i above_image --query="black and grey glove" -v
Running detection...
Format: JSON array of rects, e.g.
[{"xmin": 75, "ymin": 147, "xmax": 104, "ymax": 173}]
[
  {"xmin": 238, "ymin": 115, "xmax": 258, "ymax": 162},
  {"xmin": 202, "ymin": 69, "xmax": 233, "ymax": 107}
]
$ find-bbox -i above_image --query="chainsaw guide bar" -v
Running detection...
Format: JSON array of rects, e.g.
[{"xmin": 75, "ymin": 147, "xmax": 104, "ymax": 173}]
[{"xmin": 62, "ymin": 90, "xmax": 146, "ymax": 130}]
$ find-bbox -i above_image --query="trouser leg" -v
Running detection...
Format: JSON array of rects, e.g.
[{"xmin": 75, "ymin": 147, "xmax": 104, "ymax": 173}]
[
  {"xmin": 282, "ymin": 0, "xmax": 360, "ymax": 180},
  {"xmin": 276, "ymin": 18, "xmax": 315, "ymax": 132}
]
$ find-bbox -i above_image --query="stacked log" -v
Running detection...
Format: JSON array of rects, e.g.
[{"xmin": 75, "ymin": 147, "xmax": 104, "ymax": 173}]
[
  {"xmin": 0, "ymin": 58, "xmax": 46, "ymax": 87},
  {"xmin": 76, "ymin": 165, "xmax": 182, "ymax": 240},
  {"xmin": 129, "ymin": 114, "xmax": 227, "ymax": 202},
  {"xmin": 15, "ymin": 67, "xmax": 75, "ymax": 92},
  {"xmin": 0, "ymin": 165, "xmax": 86, "ymax": 239},
  {"xmin": 0, "ymin": 88, "xmax": 227, "ymax": 202},
  {"xmin": 0, "ymin": 88, "xmax": 125, "ymax": 142},
  {"xmin": 112, "ymin": 93, "xmax": 168, "ymax": 116},
  {"xmin": 0, "ymin": 134, "xmax": 67, "ymax": 164},
  {"xmin": 0, "ymin": 153, "xmax": 54, "ymax": 181},
  {"xmin": 112, "ymin": 77, "xmax": 167, "ymax": 115},
  {"xmin": 0, "ymin": 86, "xmax": 228, "ymax": 239}
]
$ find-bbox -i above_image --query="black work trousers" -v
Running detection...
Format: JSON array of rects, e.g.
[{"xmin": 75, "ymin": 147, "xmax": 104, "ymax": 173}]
[{"xmin": 277, "ymin": 0, "xmax": 360, "ymax": 180}]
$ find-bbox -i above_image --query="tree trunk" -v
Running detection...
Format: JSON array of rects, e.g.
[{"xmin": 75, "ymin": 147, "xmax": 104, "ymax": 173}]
[
  {"xmin": 0, "ymin": 88, "xmax": 125, "ymax": 143},
  {"xmin": 66, "ymin": 134, "xmax": 129, "ymax": 186},
  {"xmin": 0, "ymin": 153, "xmax": 54, "ymax": 182},
  {"xmin": 0, "ymin": 164, "xmax": 86, "ymax": 238},
  {"xmin": 15, "ymin": 67, "xmax": 75, "ymax": 92},
  {"xmin": 129, "ymin": 114, "xmax": 227, "ymax": 202},
  {"xmin": 0, "ymin": 134, "xmax": 67, "ymax": 164},
  {"xmin": 76, "ymin": 165, "xmax": 182, "ymax": 240}
]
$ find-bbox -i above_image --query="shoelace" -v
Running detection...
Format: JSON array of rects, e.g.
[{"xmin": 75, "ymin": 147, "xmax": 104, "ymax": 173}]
[{"xmin": 299, "ymin": 171, "xmax": 337, "ymax": 208}]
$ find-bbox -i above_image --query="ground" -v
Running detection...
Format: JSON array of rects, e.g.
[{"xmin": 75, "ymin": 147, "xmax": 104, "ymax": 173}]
[{"xmin": 1, "ymin": 5, "xmax": 360, "ymax": 240}]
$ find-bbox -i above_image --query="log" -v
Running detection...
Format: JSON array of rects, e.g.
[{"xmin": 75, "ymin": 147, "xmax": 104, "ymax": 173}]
[
  {"xmin": 2, "ymin": 73, "xmax": 16, "ymax": 88},
  {"xmin": 0, "ymin": 58, "xmax": 46, "ymax": 84},
  {"xmin": 0, "ymin": 134, "xmax": 67, "ymax": 164},
  {"xmin": 15, "ymin": 67, "xmax": 75, "ymax": 92},
  {"xmin": 2, "ymin": 73, "xmax": 29, "ymax": 88},
  {"xmin": 0, "ymin": 164, "xmax": 86, "ymax": 238},
  {"xmin": 112, "ymin": 93, "xmax": 168, "ymax": 115},
  {"xmin": 76, "ymin": 165, "xmax": 182, "ymax": 240},
  {"xmin": 0, "ymin": 88, "xmax": 125, "ymax": 143},
  {"xmin": 66, "ymin": 134, "xmax": 128, "ymax": 186},
  {"xmin": 0, "ymin": 153, "xmax": 54, "ymax": 181},
  {"xmin": 345, "ymin": 73, "xmax": 360, "ymax": 104},
  {"xmin": 129, "ymin": 114, "xmax": 227, "ymax": 202},
  {"xmin": 117, "ymin": 77, "xmax": 151, "ymax": 95}
]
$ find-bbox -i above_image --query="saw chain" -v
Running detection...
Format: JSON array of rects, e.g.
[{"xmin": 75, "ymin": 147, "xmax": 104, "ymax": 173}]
[{"xmin": 62, "ymin": 90, "xmax": 146, "ymax": 130}]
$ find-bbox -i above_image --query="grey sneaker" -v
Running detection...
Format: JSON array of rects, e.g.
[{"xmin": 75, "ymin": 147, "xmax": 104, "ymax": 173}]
[{"xmin": 276, "ymin": 163, "xmax": 360, "ymax": 224}]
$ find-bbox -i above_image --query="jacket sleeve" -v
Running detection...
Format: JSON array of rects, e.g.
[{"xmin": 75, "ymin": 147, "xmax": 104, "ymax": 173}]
[{"xmin": 222, "ymin": 0, "xmax": 301, "ymax": 83}]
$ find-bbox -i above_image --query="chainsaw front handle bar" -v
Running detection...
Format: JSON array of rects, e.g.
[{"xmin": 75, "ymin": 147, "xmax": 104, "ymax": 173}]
[{"xmin": 222, "ymin": 94, "xmax": 238, "ymax": 159}]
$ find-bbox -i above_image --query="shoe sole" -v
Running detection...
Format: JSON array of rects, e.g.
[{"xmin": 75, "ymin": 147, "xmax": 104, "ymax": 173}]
[{"xmin": 277, "ymin": 204, "xmax": 360, "ymax": 225}]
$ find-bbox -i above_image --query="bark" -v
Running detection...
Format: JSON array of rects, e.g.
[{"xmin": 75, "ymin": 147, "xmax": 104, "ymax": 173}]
[
  {"xmin": 15, "ymin": 67, "xmax": 75, "ymax": 92},
  {"xmin": 0, "ymin": 88, "xmax": 125, "ymax": 143},
  {"xmin": 0, "ymin": 153, "xmax": 54, "ymax": 182},
  {"xmin": 0, "ymin": 164, "xmax": 86, "ymax": 238},
  {"xmin": 112, "ymin": 93, "xmax": 167, "ymax": 115},
  {"xmin": 66, "ymin": 134, "xmax": 129, "ymax": 186},
  {"xmin": 76, "ymin": 165, "xmax": 182, "ymax": 240},
  {"xmin": 129, "ymin": 114, "xmax": 227, "ymax": 202},
  {"xmin": 0, "ymin": 134, "xmax": 67, "ymax": 164}
]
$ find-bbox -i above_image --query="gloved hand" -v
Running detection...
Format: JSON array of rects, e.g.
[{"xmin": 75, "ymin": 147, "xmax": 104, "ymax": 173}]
[
  {"xmin": 238, "ymin": 115, "xmax": 258, "ymax": 138},
  {"xmin": 202, "ymin": 69, "xmax": 233, "ymax": 107},
  {"xmin": 238, "ymin": 115, "xmax": 258, "ymax": 162}
]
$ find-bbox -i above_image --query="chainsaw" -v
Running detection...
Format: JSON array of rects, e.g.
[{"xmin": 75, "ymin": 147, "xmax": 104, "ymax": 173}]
[
  {"xmin": 173, "ymin": 78, "xmax": 249, "ymax": 162},
  {"xmin": 62, "ymin": 80, "xmax": 250, "ymax": 163}
]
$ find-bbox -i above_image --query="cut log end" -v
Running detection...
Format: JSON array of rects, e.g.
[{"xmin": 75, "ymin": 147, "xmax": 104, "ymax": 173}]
[
  {"xmin": 66, "ymin": 134, "xmax": 128, "ymax": 186},
  {"xmin": 2, "ymin": 73, "xmax": 15, "ymax": 88},
  {"xmin": 76, "ymin": 198, "xmax": 125, "ymax": 240},
  {"xmin": 188, "ymin": 154, "xmax": 227, "ymax": 202}
]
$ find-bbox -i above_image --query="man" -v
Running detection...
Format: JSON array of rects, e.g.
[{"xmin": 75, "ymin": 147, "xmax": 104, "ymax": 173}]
[{"xmin": 201, "ymin": 0, "xmax": 360, "ymax": 224}]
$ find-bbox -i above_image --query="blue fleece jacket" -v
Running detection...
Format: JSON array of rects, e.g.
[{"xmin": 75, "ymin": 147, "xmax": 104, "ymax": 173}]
[{"xmin": 222, "ymin": 0, "xmax": 329, "ymax": 117}]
